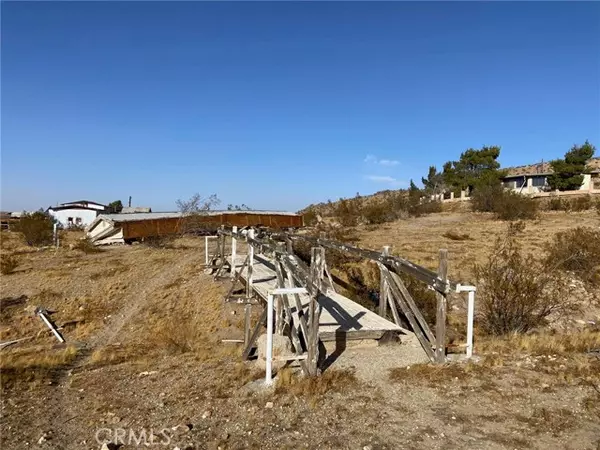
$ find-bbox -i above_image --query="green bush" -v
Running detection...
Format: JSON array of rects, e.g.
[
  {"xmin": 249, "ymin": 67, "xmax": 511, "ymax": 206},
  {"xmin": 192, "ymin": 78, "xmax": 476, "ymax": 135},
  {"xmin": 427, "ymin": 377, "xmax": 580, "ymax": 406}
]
[
  {"xmin": 14, "ymin": 211, "xmax": 54, "ymax": 247},
  {"xmin": 471, "ymin": 179, "xmax": 505, "ymax": 213}
]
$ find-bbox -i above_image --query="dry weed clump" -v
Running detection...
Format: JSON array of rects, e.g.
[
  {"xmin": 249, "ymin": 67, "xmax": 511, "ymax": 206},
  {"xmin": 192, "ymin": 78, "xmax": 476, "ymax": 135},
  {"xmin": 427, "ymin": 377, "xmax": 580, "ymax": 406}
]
[
  {"xmin": 388, "ymin": 362, "xmax": 488, "ymax": 386},
  {"xmin": 478, "ymin": 330, "xmax": 600, "ymax": 356},
  {"xmin": 442, "ymin": 231, "xmax": 472, "ymax": 241},
  {"xmin": 72, "ymin": 238, "xmax": 103, "ymax": 254},
  {"xmin": 472, "ymin": 185, "xmax": 538, "ymax": 220},
  {"xmin": 13, "ymin": 211, "xmax": 54, "ymax": 246},
  {"xmin": 1, "ymin": 345, "xmax": 78, "ymax": 388},
  {"xmin": 1, "ymin": 253, "xmax": 19, "ymax": 275},
  {"xmin": 474, "ymin": 226, "xmax": 576, "ymax": 335},
  {"xmin": 275, "ymin": 368, "xmax": 358, "ymax": 400},
  {"xmin": 545, "ymin": 227, "xmax": 600, "ymax": 285}
]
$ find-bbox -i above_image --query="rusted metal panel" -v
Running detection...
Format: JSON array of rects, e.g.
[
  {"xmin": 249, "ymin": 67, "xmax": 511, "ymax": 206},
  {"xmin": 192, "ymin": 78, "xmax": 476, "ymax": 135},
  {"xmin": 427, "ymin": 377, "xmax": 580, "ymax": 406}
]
[{"xmin": 120, "ymin": 213, "xmax": 302, "ymax": 240}]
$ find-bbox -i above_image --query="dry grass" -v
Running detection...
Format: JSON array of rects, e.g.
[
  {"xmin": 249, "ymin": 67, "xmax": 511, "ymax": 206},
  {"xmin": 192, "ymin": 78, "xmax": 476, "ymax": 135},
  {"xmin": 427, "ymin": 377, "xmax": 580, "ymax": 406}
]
[
  {"xmin": 72, "ymin": 238, "xmax": 103, "ymax": 254},
  {"xmin": 388, "ymin": 362, "xmax": 489, "ymax": 385},
  {"xmin": 442, "ymin": 231, "xmax": 472, "ymax": 241},
  {"xmin": 478, "ymin": 330, "xmax": 600, "ymax": 355},
  {"xmin": 0, "ymin": 253, "xmax": 19, "ymax": 275},
  {"xmin": 0, "ymin": 345, "xmax": 78, "ymax": 387},
  {"xmin": 275, "ymin": 368, "xmax": 358, "ymax": 400}
]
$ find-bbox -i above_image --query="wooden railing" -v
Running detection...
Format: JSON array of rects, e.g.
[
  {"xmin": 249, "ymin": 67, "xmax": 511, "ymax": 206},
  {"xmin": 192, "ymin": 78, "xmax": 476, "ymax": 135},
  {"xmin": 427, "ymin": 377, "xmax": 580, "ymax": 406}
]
[{"xmin": 211, "ymin": 226, "xmax": 458, "ymax": 367}]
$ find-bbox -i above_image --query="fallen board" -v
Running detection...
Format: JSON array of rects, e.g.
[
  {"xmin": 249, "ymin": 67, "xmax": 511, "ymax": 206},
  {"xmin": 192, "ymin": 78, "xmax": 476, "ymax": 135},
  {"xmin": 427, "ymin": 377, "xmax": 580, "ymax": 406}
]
[{"xmin": 226, "ymin": 254, "xmax": 406, "ymax": 342}]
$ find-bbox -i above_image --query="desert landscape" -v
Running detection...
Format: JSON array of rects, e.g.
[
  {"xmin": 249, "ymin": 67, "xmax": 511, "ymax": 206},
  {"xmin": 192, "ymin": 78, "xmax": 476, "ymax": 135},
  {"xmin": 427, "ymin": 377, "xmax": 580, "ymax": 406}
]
[{"xmin": 1, "ymin": 207, "xmax": 599, "ymax": 450}]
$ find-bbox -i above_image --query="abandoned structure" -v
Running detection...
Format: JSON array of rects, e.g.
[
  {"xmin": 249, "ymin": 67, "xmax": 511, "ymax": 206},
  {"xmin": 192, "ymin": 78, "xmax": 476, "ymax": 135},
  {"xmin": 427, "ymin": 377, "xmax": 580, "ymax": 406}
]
[
  {"xmin": 48, "ymin": 200, "xmax": 109, "ymax": 228},
  {"xmin": 501, "ymin": 157, "xmax": 600, "ymax": 194},
  {"xmin": 86, "ymin": 210, "xmax": 304, "ymax": 245}
]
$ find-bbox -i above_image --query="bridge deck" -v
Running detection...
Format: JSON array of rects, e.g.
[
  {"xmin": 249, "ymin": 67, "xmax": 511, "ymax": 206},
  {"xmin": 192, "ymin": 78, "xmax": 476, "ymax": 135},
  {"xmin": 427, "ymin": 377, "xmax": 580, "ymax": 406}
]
[{"xmin": 226, "ymin": 254, "xmax": 405, "ymax": 342}]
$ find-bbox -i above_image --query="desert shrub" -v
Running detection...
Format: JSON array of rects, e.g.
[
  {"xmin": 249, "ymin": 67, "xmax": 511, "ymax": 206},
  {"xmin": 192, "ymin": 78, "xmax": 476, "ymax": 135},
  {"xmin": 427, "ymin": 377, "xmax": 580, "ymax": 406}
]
[
  {"xmin": 142, "ymin": 234, "xmax": 176, "ymax": 249},
  {"xmin": 443, "ymin": 231, "xmax": 471, "ymax": 241},
  {"xmin": 493, "ymin": 191, "xmax": 538, "ymax": 220},
  {"xmin": 545, "ymin": 227, "xmax": 600, "ymax": 285},
  {"xmin": 362, "ymin": 202, "xmax": 391, "ymax": 225},
  {"xmin": 569, "ymin": 195, "xmax": 593, "ymax": 212},
  {"xmin": 72, "ymin": 238, "xmax": 102, "ymax": 254},
  {"xmin": 412, "ymin": 200, "xmax": 443, "ymax": 216},
  {"xmin": 14, "ymin": 211, "xmax": 54, "ymax": 246},
  {"xmin": 335, "ymin": 198, "xmax": 361, "ymax": 226},
  {"xmin": 303, "ymin": 207, "xmax": 318, "ymax": 226},
  {"xmin": 0, "ymin": 254, "xmax": 19, "ymax": 275},
  {"xmin": 474, "ymin": 227, "xmax": 575, "ymax": 335},
  {"xmin": 471, "ymin": 179, "xmax": 505, "ymax": 213},
  {"xmin": 547, "ymin": 197, "xmax": 567, "ymax": 211}
]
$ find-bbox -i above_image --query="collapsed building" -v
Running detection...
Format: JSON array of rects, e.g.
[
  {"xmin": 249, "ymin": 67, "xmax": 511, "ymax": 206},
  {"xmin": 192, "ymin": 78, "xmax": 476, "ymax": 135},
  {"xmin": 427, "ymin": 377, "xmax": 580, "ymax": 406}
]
[{"xmin": 86, "ymin": 210, "xmax": 304, "ymax": 245}]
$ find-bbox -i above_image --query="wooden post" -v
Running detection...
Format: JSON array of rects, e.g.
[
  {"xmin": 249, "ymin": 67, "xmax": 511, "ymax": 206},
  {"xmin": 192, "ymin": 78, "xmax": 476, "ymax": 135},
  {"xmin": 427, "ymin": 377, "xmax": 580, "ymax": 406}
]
[
  {"xmin": 435, "ymin": 249, "xmax": 448, "ymax": 363},
  {"xmin": 219, "ymin": 225, "xmax": 225, "ymax": 258},
  {"xmin": 275, "ymin": 252, "xmax": 286, "ymax": 335},
  {"xmin": 244, "ymin": 304, "xmax": 251, "ymax": 346},
  {"xmin": 307, "ymin": 247, "xmax": 324, "ymax": 376},
  {"xmin": 285, "ymin": 236, "xmax": 293, "ymax": 255},
  {"xmin": 378, "ymin": 246, "xmax": 390, "ymax": 317},
  {"xmin": 246, "ymin": 229, "xmax": 255, "ymax": 299},
  {"xmin": 231, "ymin": 226, "xmax": 237, "ymax": 279}
]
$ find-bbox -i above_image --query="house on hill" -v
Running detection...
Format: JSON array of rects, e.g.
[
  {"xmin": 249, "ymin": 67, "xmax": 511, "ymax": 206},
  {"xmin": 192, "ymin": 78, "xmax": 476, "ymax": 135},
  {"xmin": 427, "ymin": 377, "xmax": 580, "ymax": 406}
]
[
  {"xmin": 501, "ymin": 158, "xmax": 600, "ymax": 194},
  {"xmin": 47, "ymin": 200, "xmax": 109, "ymax": 228}
]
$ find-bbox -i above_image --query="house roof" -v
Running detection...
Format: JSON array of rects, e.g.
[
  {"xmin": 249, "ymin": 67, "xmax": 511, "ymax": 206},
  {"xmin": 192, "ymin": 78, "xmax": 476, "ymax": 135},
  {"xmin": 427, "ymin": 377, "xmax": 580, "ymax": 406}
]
[
  {"xmin": 60, "ymin": 200, "xmax": 107, "ymax": 207},
  {"xmin": 503, "ymin": 157, "xmax": 600, "ymax": 178}
]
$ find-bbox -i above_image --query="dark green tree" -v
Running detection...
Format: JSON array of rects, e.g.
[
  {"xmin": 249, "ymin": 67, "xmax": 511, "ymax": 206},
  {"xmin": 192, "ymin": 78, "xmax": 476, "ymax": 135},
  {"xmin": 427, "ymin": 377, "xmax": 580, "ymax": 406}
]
[
  {"xmin": 547, "ymin": 141, "xmax": 595, "ymax": 191},
  {"xmin": 421, "ymin": 166, "xmax": 445, "ymax": 194},
  {"xmin": 227, "ymin": 204, "xmax": 251, "ymax": 211},
  {"xmin": 442, "ymin": 146, "xmax": 502, "ymax": 193},
  {"xmin": 108, "ymin": 200, "xmax": 123, "ymax": 213}
]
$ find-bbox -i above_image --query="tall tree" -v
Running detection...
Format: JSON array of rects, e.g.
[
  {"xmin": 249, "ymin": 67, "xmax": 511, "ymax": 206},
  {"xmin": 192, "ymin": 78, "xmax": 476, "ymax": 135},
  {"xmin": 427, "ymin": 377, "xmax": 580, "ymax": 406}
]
[
  {"xmin": 443, "ymin": 146, "xmax": 502, "ymax": 192},
  {"xmin": 547, "ymin": 141, "xmax": 595, "ymax": 191},
  {"xmin": 108, "ymin": 200, "xmax": 123, "ymax": 213},
  {"xmin": 421, "ymin": 166, "xmax": 445, "ymax": 194}
]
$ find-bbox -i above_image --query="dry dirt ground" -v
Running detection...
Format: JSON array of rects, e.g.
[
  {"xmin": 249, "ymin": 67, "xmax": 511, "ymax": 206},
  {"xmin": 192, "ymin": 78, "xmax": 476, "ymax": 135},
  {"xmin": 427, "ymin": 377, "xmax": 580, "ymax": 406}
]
[{"xmin": 1, "ymin": 212, "xmax": 599, "ymax": 450}]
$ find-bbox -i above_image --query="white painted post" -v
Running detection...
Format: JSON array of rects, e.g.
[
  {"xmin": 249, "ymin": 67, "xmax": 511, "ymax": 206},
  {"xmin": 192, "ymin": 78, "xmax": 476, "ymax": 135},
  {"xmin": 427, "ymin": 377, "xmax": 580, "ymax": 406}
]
[
  {"xmin": 231, "ymin": 226, "xmax": 237, "ymax": 279},
  {"xmin": 205, "ymin": 236, "xmax": 209, "ymax": 266},
  {"xmin": 53, "ymin": 223, "xmax": 58, "ymax": 248},
  {"xmin": 456, "ymin": 284, "xmax": 477, "ymax": 359},
  {"xmin": 460, "ymin": 190, "xmax": 466, "ymax": 201},
  {"xmin": 466, "ymin": 290, "xmax": 475, "ymax": 358},
  {"xmin": 265, "ymin": 293, "xmax": 274, "ymax": 385},
  {"xmin": 450, "ymin": 192, "xmax": 455, "ymax": 201}
]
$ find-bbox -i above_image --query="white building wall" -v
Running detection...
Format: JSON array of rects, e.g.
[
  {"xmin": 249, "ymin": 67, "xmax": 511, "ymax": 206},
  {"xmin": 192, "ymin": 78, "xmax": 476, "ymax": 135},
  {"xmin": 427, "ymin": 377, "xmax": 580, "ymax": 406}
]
[{"xmin": 49, "ymin": 209, "xmax": 99, "ymax": 228}]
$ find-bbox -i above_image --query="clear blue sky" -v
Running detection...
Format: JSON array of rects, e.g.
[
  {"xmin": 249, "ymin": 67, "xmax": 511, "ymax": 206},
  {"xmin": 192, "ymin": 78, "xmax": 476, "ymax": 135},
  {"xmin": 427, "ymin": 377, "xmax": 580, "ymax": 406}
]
[{"xmin": 2, "ymin": 2, "xmax": 599, "ymax": 212}]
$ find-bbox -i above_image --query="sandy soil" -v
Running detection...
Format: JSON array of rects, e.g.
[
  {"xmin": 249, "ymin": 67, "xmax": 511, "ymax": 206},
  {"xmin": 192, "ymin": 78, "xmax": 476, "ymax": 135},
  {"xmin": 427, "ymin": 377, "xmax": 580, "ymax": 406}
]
[{"xmin": 1, "ymin": 215, "xmax": 599, "ymax": 450}]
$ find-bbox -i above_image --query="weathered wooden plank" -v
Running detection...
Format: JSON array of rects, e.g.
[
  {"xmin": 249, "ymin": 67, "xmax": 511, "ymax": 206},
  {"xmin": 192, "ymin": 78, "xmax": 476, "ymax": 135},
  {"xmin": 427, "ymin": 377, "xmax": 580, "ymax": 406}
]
[
  {"xmin": 435, "ymin": 249, "xmax": 448, "ymax": 364},
  {"xmin": 226, "ymin": 254, "xmax": 404, "ymax": 341},
  {"xmin": 378, "ymin": 246, "xmax": 390, "ymax": 317},
  {"xmin": 384, "ymin": 270, "xmax": 436, "ymax": 362},
  {"xmin": 273, "ymin": 233, "xmax": 454, "ymax": 293},
  {"xmin": 242, "ymin": 306, "xmax": 268, "ymax": 360},
  {"xmin": 225, "ymin": 254, "xmax": 250, "ymax": 300},
  {"xmin": 307, "ymin": 247, "xmax": 324, "ymax": 376},
  {"xmin": 388, "ymin": 271, "xmax": 436, "ymax": 345}
]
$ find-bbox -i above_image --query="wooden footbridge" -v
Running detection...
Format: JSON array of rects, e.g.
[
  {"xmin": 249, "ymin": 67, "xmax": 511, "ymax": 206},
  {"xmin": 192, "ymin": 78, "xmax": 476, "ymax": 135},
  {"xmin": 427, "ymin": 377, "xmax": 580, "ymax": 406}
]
[{"xmin": 208, "ymin": 227, "xmax": 474, "ymax": 380}]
